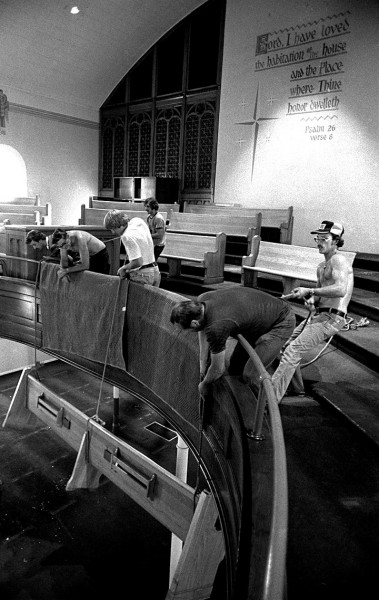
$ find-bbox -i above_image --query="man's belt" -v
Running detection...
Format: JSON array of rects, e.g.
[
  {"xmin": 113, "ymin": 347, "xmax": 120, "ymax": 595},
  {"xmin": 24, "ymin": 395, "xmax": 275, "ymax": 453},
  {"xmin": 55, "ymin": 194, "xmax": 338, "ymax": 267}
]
[
  {"xmin": 139, "ymin": 262, "xmax": 157, "ymax": 269},
  {"xmin": 318, "ymin": 307, "xmax": 347, "ymax": 318}
]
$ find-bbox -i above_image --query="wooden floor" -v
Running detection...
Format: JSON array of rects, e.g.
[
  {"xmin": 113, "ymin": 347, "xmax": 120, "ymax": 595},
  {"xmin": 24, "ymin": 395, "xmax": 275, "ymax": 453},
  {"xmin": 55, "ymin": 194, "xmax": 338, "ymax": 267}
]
[
  {"xmin": 0, "ymin": 360, "xmax": 201, "ymax": 600},
  {"xmin": 281, "ymin": 393, "xmax": 379, "ymax": 600},
  {"xmin": 1, "ymin": 251, "xmax": 378, "ymax": 599},
  {"xmin": 1, "ymin": 358, "xmax": 378, "ymax": 600}
]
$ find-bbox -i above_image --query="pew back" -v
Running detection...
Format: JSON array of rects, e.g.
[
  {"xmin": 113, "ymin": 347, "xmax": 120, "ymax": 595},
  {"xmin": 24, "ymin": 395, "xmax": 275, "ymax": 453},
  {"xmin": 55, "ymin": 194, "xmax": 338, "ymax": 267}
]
[
  {"xmin": 242, "ymin": 237, "xmax": 356, "ymax": 294},
  {"xmin": 0, "ymin": 203, "xmax": 52, "ymax": 226},
  {"xmin": 167, "ymin": 212, "xmax": 261, "ymax": 255},
  {"xmin": 8, "ymin": 195, "xmax": 40, "ymax": 206},
  {"xmin": 183, "ymin": 203, "xmax": 293, "ymax": 244},
  {"xmin": 168, "ymin": 211, "xmax": 260, "ymax": 236},
  {"xmin": 2, "ymin": 225, "xmax": 121, "ymax": 279},
  {"xmin": 180, "ymin": 189, "xmax": 213, "ymax": 206},
  {"xmin": 0, "ymin": 213, "xmax": 37, "ymax": 225},
  {"xmin": 89, "ymin": 198, "xmax": 180, "ymax": 213},
  {"xmin": 80, "ymin": 205, "xmax": 167, "ymax": 227}
]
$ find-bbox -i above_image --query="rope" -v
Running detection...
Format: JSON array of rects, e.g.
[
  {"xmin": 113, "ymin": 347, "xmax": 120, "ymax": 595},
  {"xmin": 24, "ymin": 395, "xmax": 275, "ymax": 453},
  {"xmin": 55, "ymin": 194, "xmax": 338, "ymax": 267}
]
[
  {"xmin": 91, "ymin": 277, "xmax": 128, "ymax": 426},
  {"xmin": 33, "ymin": 261, "xmax": 43, "ymax": 378},
  {"xmin": 193, "ymin": 393, "xmax": 206, "ymax": 512},
  {"xmin": 343, "ymin": 316, "xmax": 370, "ymax": 330},
  {"xmin": 300, "ymin": 315, "xmax": 370, "ymax": 368},
  {"xmin": 300, "ymin": 336, "xmax": 334, "ymax": 367}
]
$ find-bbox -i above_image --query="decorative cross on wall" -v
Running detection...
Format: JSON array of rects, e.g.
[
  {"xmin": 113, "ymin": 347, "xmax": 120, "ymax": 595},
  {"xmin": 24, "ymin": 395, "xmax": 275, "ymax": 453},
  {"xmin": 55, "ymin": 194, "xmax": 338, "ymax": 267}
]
[{"xmin": 236, "ymin": 84, "xmax": 279, "ymax": 180}]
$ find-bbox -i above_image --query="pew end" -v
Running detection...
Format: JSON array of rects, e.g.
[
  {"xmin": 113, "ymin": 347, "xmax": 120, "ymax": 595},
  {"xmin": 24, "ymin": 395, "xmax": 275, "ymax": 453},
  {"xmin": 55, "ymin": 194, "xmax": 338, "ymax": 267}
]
[{"xmin": 160, "ymin": 232, "xmax": 226, "ymax": 285}]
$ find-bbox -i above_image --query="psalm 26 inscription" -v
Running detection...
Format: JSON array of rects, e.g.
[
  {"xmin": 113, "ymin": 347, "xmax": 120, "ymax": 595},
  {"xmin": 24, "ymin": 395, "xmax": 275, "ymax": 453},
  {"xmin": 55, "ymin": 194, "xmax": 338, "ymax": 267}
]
[{"xmin": 255, "ymin": 12, "xmax": 351, "ymax": 140}]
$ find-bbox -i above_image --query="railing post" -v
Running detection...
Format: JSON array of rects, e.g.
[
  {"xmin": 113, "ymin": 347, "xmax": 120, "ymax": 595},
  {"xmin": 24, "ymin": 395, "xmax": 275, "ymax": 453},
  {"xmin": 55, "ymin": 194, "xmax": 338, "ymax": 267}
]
[
  {"xmin": 248, "ymin": 374, "xmax": 270, "ymax": 441},
  {"xmin": 112, "ymin": 386, "xmax": 120, "ymax": 434},
  {"xmin": 169, "ymin": 435, "xmax": 189, "ymax": 584}
]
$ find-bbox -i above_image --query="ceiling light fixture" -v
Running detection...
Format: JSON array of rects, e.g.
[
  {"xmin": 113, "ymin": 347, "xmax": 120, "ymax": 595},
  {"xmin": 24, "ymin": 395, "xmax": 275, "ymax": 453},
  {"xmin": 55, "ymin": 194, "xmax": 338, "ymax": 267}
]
[{"xmin": 70, "ymin": 6, "xmax": 80, "ymax": 14}]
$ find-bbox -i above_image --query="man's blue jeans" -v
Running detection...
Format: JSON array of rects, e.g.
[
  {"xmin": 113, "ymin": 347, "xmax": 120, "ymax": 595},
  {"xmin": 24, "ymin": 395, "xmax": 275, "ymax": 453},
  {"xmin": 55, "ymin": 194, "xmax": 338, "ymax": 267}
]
[
  {"xmin": 130, "ymin": 265, "xmax": 161, "ymax": 287},
  {"xmin": 272, "ymin": 312, "xmax": 347, "ymax": 402}
]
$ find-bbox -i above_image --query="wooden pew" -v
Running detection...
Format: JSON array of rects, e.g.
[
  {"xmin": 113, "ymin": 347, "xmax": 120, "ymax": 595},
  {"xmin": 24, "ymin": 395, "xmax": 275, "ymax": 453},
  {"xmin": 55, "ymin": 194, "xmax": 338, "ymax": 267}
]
[
  {"xmin": 80, "ymin": 206, "xmax": 167, "ymax": 226},
  {"xmin": 180, "ymin": 189, "xmax": 213, "ymax": 207},
  {"xmin": 159, "ymin": 232, "xmax": 226, "ymax": 284},
  {"xmin": 89, "ymin": 197, "xmax": 180, "ymax": 214},
  {"xmin": 183, "ymin": 203, "xmax": 294, "ymax": 244},
  {"xmin": 0, "ymin": 212, "xmax": 37, "ymax": 225},
  {"xmin": 242, "ymin": 236, "xmax": 356, "ymax": 295},
  {"xmin": 0, "ymin": 203, "xmax": 52, "ymax": 225},
  {"xmin": 9, "ymin": 195, "xmax": 40, "ymax": 205},
  {"xmin": 90, "ymin": 195, "xmax": 124, "ymax": 204},
  {"xmin": 2, "ymin": 224, "xmax": 121, "ymax": 279},
  {"xmin": 166, "ymin": 211, "xmax": 262, "ymax": 255}
]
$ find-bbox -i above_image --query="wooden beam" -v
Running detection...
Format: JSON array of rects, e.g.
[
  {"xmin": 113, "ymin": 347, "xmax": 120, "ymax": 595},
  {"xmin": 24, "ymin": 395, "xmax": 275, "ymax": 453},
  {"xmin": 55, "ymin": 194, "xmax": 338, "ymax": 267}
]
[
  {"xmin": 2, "ymin": 367, "xmax": 40, "ymax": 429},
  {"xmin": 166, "ymin": 490, "xmax": 225, "ymax": 600},
  {"xmin": 4, "ymin": 373, "xmax": 197, "ymax": 541}
]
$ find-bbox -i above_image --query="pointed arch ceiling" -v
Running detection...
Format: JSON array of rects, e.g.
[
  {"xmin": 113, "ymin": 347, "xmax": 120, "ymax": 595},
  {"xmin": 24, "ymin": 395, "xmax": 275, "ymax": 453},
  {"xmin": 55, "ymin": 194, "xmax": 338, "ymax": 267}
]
[{"xmin": 0, "ymin": 0, "xmax": 207, "ymax": 120}]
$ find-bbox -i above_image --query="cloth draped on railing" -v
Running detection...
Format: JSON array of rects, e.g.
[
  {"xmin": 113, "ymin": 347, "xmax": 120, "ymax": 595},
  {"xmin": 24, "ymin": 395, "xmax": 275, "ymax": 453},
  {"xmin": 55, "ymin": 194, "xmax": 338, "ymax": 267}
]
[
  {"xmin": 39, "ymin": 262, "xmax": 128, "ymax": 369},
  {"xmin": 123, "ymin": 282, "xmax": 200, "ymax": 426}
]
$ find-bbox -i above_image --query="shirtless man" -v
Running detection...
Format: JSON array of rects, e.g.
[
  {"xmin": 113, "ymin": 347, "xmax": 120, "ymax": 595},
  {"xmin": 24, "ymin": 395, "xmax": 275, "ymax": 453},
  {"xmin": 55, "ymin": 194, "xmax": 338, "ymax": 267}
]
[
  {"xmin": 271, "ymin": 220, "xmax": 354, "ymax": 403},
  {"xmin": 51, "ymin": 229, "xmax": 110, "ymax": 280},
  {"xmin": 26, "ymin": 229, "xmax": 77, "ymax": 263}
]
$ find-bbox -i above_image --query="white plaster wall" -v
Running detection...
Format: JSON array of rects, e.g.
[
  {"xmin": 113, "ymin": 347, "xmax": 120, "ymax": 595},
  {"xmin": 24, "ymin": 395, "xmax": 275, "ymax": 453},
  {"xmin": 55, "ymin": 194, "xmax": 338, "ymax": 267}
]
[
  {"xmin": 0, "ymin": 342, "xmax": 53, "ymax": 376},
  {"xmin": 1, "ymin": 109, "xmax": 99, "ymax": 225},
  {"xmin": 0, "ymin": 107, "xmax": 99, "ymax": 375},
  {"xmin": 215, "ymin": 0, "xmax": 379, "ymax": 252}
]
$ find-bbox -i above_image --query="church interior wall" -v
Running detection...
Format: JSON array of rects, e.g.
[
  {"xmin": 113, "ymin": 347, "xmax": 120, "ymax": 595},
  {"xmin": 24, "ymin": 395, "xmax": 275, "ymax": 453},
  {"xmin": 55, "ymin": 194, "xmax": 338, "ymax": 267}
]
[
  {"xmin": 215, "ymin": 0, "xmax": 378, "ymax": 252},
  {"xmin": 0, "ymin": 111, "xmax": 99, "ymax": 374},
  {"xmin": 0, "ymin": 0, "xmax": 378, "ymax": 374}
]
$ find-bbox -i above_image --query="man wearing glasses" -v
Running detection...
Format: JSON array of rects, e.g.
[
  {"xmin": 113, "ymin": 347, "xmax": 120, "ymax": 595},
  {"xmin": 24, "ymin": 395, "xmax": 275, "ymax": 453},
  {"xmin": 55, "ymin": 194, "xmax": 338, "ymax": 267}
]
[{"xmin": 271, "ymin": 220, "xmax": 354, "ymax": 403}]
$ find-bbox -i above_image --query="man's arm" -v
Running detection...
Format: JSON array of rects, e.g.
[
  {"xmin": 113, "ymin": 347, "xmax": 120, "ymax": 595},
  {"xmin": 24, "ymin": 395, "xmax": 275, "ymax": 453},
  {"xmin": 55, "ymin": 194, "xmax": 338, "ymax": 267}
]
[
  {"xmin": 198, "ymin": 330, "xmax": 210, "ymax": 379},
  {"xmin": 198, "ymin": 351, "xmax": 225, "ymax": 396},
  {"xmin": 117, "ymin": 237, "xmax": 143, "ymax": 278},
  {"xmin": 202, "ymin": 351, "xmax": 225, "ymax": 385},
  {"xmin": 198, "ymin": 329, "xmax": 225, "ymax": 396},
  {"xmin": 60, "ymin": 233, "xmax": 89, "ymax": 274},
  {"xmin": 291, "ymin": 255, "xmax": 349, "ymax": 299},
  {"xmin": 117, "ymin": 257, "xmax": 143, "ymax": 278},
  {"xmin": 150, "ymin": 216, "xmax": 165, "ymax": 245}
]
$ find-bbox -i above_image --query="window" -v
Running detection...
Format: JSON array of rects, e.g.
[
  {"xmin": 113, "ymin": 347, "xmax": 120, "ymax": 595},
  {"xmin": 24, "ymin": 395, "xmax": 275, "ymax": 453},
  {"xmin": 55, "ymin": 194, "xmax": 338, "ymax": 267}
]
[
  {"xmin": 0, "ymin": 145, "xmax": 27, "ymax": 202},
  {"xmin": 100, "ymin": 0, "xmax": 225, "ymax": 199},
  {"xmin": 157, "ymin": 25, "xmax": 185, "ymax": 96}
]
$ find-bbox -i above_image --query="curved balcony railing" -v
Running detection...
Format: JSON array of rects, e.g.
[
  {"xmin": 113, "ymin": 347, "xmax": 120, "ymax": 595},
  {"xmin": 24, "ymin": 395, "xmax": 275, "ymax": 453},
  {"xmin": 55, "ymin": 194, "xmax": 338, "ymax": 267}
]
[
  {"xmin": 237, "ymin": 334, "xmax": 288, "ymax": 600},
  {"xmin": 0, "ymin": 258, "xmax": 288, "ymax": 600}
]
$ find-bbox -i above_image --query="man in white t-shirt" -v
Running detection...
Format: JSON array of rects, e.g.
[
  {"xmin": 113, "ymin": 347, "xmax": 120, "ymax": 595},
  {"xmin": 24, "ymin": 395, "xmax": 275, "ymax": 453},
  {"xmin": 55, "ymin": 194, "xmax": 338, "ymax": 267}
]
[{"xmin": 103, "ymin": 209, "xmax": 160, "ymax": 287}]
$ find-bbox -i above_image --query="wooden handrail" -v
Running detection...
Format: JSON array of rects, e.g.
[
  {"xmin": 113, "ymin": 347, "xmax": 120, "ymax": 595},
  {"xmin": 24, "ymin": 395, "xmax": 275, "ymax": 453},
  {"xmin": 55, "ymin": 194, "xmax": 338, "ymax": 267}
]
[
  {"xmin": 237, "ymin": 334, "xmax": 288, "ymax": 600},
  {"xmin": 0, "ymin": 254, "xmax": 41, "ymax": 264},
  {"xmin": 0, "ymin": 270, "xmax": 287, "ymax": 599}
]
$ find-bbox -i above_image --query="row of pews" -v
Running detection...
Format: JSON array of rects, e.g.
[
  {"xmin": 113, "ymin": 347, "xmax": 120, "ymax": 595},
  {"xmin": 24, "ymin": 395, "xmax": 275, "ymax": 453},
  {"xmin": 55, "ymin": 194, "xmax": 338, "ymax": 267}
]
[
  {"xmin": 0, "ymin": 195, "xmax": 52, "ymax": 255},
  {"xmin": 0, "ymin": 225, "xmax": 120, "ymax": 279},
  {"xmin": 2, "ymin": 195, "xmax": 357, "ymax": 302},
  {"xmin": 80, "ymin": 197, "xmax": 294, "ymax": 286},
  {"xmin": 6, "ymin": 195, "xmax": 354, "ymax": 299},
  {"xmin": 0, "ymin": 195, "xmax": 51, "ymax": 226}
]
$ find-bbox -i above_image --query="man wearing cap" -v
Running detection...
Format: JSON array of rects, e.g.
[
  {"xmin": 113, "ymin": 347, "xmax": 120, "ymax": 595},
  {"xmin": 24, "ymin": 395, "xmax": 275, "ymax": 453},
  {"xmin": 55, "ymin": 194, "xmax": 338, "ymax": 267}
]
[{"xmin": 271, "ymin": 220, "xmax": 354, "ymax": 403}]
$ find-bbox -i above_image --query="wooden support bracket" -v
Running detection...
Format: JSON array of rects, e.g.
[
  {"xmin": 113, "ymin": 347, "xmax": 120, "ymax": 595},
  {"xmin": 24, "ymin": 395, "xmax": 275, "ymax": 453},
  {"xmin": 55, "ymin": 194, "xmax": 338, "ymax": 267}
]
[
  {"xmin": 166, "ymin": 490, "xmax": 225, "ymax": 600},
  {"xmin": 3, "ymin": 372, "xmax": 197, "ymax": 541},
  {"xmin": 2, "ymin": 367, "xmax": 40, "ymax": 429}
]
